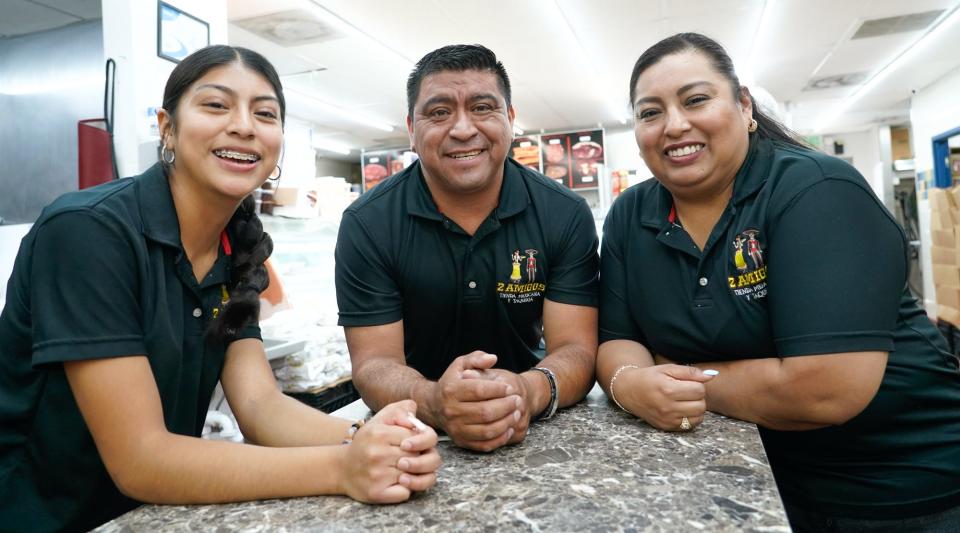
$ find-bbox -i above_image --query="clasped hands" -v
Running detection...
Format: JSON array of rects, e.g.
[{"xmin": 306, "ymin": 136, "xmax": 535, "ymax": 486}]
[
  {"xmin": 612, "ymin": 354, "xmax": 717, "ymax": 432},
  {"xmin": 340, "ymin": 399, "xmax": 441, "ymax": 503},
  {"xmin": 429, "ymin": 351, "xmax": 537, "ymax": 452}
]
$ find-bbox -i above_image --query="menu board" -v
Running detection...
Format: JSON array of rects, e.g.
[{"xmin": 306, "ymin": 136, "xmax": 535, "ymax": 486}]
[
  {"xmin": 361, "ymin": 149, "xmax": 408, "ymax": 192},
  {"xmin": 539, "ymin": 129, "xmax": 605, "ymax": 189},
  {"xmin": 509, "ymin": 136, "xmax": 542, "ymax": 171}
]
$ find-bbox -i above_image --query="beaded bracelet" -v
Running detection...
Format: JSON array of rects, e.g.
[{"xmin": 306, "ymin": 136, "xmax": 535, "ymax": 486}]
[
  {"xmin": 609, "ymin": 364, "xmax": 641, "ymax": 413},
  {"xmin": 341, "ymin": 419, "xmax": 365, "ymax": 444}
]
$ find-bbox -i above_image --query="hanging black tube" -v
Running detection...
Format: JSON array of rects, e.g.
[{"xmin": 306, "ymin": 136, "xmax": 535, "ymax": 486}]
[{"xmin": 103, "ymin": 58, "xmax": 118, "ymax": 180}]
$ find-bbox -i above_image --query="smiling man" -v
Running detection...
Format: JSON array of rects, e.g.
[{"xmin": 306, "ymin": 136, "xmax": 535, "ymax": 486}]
[{"xmin": 334, "ymin": 44, "xmax": 599, "ymax": 452}]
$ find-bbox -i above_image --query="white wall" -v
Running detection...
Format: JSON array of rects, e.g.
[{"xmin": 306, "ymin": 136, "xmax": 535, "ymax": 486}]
[
  {"xmin": 820, "ymin": 128, "xmax": 887, "ymax": 206},
  {"xmin": 0, "ymin": 224, "xmax": 32, "ymax": 309},
  {"xmin": 910, "ymin": 66, "xmax": 960, "ymax": 313},
  {"xmin": 102, "ymin": 0, "xmax": 228, "ymax": 178},
  {"xmin": 604, "ymin": 128, "xmax": 650, "ymax": 176}
]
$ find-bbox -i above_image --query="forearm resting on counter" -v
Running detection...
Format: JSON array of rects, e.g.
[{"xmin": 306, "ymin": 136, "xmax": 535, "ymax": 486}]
[{"xmin": 692, "ymin": 351, "xmax": 887, "ymax": 431}]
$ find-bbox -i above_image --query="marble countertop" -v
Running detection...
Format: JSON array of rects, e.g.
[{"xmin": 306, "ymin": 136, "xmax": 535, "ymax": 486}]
[{"xmin": 97, "ymin": 387, "xmax": 789, "ymax": 532}]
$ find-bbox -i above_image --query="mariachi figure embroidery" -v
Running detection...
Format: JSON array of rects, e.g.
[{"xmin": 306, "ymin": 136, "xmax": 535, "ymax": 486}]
[
  {"xmin": 525, "ymin": 249, "xmax": 538, "ymax": 282},
  {"xmin": 733, "ymin": 235, "xmax": 748, "ymax": 271},
  {"xmin": 510, "ymin": 249, "xmax": 523, "ymax": 282},
  {"xmin": 728, "ymin": 229, "xmax": 768, "ymax": 301},
  {"xmin": 744, "ymin": 229, "xmax": 764, "ymax": 269}
]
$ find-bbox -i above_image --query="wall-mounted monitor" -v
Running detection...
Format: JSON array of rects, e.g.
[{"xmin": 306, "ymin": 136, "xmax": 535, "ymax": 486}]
[{"xmin": 157, "ymin": 2, "xmax": 209, "ymax": 63}]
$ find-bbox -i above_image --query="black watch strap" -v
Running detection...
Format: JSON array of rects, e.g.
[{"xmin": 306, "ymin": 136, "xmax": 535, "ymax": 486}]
[{"xmin": 530, "ymin": 366, "xmax": 558, "ymax": 421}]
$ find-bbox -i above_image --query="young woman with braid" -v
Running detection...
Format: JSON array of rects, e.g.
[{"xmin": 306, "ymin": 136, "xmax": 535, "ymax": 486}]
[{"xmin": 0, "ymin": 45, "xmax": 439, "ymax": 532}]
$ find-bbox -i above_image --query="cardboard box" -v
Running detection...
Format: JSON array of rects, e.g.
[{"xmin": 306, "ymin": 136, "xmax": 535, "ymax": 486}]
[
  {"xmin": 938, "ymin": 304, "xmax": 960, "ymax": 328},
  {"xmin": 930, "ymin": 188, "xmax": 954, "ymax": 210},
  {"xmin": 272, "ymin": 187, "xmax": 299, "ymax": 206},
  {"xmin": 932, "ymin": 246, "xmax": 960, "ymax": 265},
  {"xmin": 934, "ymin": 264, "xmax": 960, "ymax": 287},
  {"xmin": 890, "ymin": 126, "xmax": 912, "ymax": 162},
  {"xmin": 932, "ymin": 229, "xmax": 956, "ymax": 248},
  {"xmin": 938, "ymin": 286, "xmax": 960, "ymax": 310}
]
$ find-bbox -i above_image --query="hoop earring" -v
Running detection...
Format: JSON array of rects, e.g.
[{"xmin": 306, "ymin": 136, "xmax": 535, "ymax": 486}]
[
  {"xmin": 268, "ymin": 165, "xmax": 282, "ymax": 181},
  {"xmin": 161, "ymin": 146, "xmax": 176, "ymax": 164},
  {"xmin": 748, "ymin": 119, "xmax": 758, "ymax": 133}
]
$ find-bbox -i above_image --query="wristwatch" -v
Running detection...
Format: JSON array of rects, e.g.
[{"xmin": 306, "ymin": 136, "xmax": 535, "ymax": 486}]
[{"xmin": 530, "ymin": 366, "xmax": 558, "ymax": 421}]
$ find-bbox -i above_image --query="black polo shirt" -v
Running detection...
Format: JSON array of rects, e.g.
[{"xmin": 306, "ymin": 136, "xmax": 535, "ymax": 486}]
[
  {"xmin": 600, "ymin": 137, "xmax": 960, "ymax": 519},
  {"xmin": 0, "ymin": 163, "xmax": 260, "ymax": 532},
  {"xmin": 335, "ymin": 158, "xmax": 599, "ymax": 380}
]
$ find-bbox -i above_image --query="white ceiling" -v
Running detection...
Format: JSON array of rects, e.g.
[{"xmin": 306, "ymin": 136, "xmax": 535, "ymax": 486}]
[
  {"xmin": 0, "ymin": 0, "xmax": 100, "ymax": 37},
  {"xmin": 226, "ymin": 0, "xmax": 960, "ymax": 160},
  {"xmin": 3, "ymin": 0, "xmax": 959, "ymax": 161}
]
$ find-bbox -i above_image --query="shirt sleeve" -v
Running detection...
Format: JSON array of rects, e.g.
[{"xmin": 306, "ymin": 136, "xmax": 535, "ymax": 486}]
[
  {"xmin": 767, "ymin": 178, "xmax": 904, "ymax": 356},
  {"xmin": 598, "ymin": 197, "xmax": 647, "ymax": 345},
  {"xmin": 335, "ymin": 210, "xmax": 403, "ymax": 327},
  {"xmin": 544, "ymin": 197, "xmax": 600, "ymax": 307},
  {"xmin": 30, "ymin": 210, "xmax": 147, "ymax": 366}
]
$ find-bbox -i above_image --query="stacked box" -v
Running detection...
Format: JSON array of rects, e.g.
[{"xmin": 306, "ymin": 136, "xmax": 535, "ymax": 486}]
[{"xmin": 929, "ymin": 188, "xmax": 960, "ymax": 326}]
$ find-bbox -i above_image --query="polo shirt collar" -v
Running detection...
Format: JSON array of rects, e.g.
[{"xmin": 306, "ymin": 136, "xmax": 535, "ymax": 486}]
[
  {"xmin": 405, "ymin": 159, "xmax": 531, "ymax": 221},
  {"xmin": 136, "ymin": 163, "xmax": 182, "ymax": 248},
  {"xmin": 639, "ymin": 135, "xmax": 772, "ymax": 229},
  {"xmin": 730, "ymin": 135, "xmax": 772, "ymax": 205}
]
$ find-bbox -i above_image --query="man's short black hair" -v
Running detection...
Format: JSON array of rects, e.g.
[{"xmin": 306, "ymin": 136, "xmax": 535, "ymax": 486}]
[{"xmin": 406, "ymin": 44, "xmax": 512, "ymax": 116}]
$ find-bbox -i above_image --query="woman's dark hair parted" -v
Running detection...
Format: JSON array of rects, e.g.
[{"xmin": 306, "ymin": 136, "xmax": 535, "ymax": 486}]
[
  {"xmin": 628, "ymin": 32, "xmax": 807, "ymax": 149},
  {"xmin": 161, "ymin": 44, "xmax": 282, "ymax": 341},
  {"xmin": 405, "ymin": 44, "xmax": 512, "ymax": 115}
]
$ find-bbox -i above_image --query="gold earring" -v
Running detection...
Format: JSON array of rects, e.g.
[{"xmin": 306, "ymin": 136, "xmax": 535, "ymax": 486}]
[{"xmin": 748, "ymin": 119, "xmax": 758, "ymax": 133}]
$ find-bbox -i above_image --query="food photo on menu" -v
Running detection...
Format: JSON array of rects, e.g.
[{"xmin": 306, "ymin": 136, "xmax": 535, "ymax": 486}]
[
  {"xmin": 509, "ymin": 136, "xmax": 542, "ymax": 171},
  {"xmin": 538, "ymin": 129, "xmax": 605, "ymax": 189},
  {"xmin": 361, "ymin": 150, "xmax": 411, "ymax": 191}
]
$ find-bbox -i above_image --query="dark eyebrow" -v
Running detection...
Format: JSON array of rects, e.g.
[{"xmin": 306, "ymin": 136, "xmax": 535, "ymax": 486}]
[
  {"xmin": 418, "ymin": 94, "xmax": 455, "ymax": 112},
  {"xmin": 418, "ymin": 92, "xmax": 501, "ymax": 112},
  {"xmin": 469, "ymin": 93, "xmax": 500, "ymax": 103},
  {"xmin": 194, "ymin": 83, "xmax": 279, "ymax": 104},
  {"xmin": 633, "ymin": 80, "xmax": 716, "ymax": 107}
]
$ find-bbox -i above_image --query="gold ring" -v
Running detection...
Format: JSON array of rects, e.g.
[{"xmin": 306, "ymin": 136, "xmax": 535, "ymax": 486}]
[{"xmin": 680, "ymin": 417, "xmax": 692, "ymax": 431}]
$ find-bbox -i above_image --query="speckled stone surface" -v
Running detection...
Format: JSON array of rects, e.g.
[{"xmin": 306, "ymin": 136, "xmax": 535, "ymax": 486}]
[{"xmin": 97, "ymin": 388, "xmax": 789, "ymax": 532}]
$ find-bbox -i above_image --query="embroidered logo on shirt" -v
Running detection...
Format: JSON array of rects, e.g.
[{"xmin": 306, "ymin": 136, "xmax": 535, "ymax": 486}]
[
  {"xmin": 728, "ymin": 229, "xmax": 767, "ymax": 301},
  {"xmin": 498, "ymin": 249, "xmax": 545, "ymax": 304}
]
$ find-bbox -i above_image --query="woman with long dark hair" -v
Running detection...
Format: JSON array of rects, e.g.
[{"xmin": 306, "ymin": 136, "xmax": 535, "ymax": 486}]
[
  {"xmin": 598, "ymin": 32, "xmax": 960, "ymax": 530},
  {"xmin": 0, "ymin": 45, "xmax": 439, "ymax": 532}
]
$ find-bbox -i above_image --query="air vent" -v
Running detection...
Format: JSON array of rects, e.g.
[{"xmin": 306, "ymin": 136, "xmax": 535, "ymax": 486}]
[
  {"xmin": 852, "ymin": 10, "xmax": 944, "ymax": 39},
  {"xmin": 233, "ymin": 9, "xmax": 345, "ymax": 47},
  {"xmin": 803, "ymin": 72, "xmax": 868, "ymax": 91}
]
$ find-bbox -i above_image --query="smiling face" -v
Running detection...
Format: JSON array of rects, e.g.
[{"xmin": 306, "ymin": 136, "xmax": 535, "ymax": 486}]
[
  {"xmin": 158, "ymin": 62, "xmax": 283, "ymax": 202},
  {"xmin": 632, "ymin": 50, "xmax": 753, "ymax": 198},
  {"xmin": 406, "ymin": 69, "xmax": 515, "ymax": 197}
]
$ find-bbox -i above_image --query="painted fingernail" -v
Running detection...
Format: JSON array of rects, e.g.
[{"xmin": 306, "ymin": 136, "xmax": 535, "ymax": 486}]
[
  {"xmin": 514, "ymin": 410, "xmax": 521, "ymax": 422},
  {"xmin": 703, "ymin": 369, "xmax": 719, "ymax": 376},
  {"xmin": 407, "ymin": 412, "xmax": 429, "ymax": 432},
  {"xmin": 398, "ymin": 458, "xmax": 410, "ymax": 470}
]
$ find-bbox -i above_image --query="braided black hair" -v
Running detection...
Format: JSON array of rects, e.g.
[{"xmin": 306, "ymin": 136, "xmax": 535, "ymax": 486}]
[
  {"xmin": 160, "ymin": 45, "xmax": 283, "ymax": 342},
  {"xmin": 213, "ymin": 195, "xmax": 273, "ymax": 341},
  {"xmin": 628, "ymin": 32, "xmax": 808, "ymax": 149}
]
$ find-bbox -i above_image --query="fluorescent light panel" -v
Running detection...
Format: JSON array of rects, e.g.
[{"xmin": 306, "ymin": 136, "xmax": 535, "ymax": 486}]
[
  {"xmin": 816, "ymin": 5, "xmax": 960, "ymax": 131},
  {"xmin": 550, "ymin": 0, "xmax": 629, "ymax": 124},
  {"xmin": 285, "ymin": 87, "xmax": 395, "ymax": 132},
  {"xmin": 311, "ymin": 139, "xmax": 352, "ymax": 155}
]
